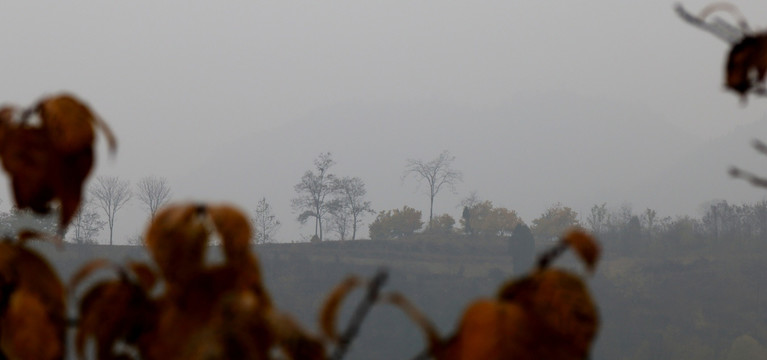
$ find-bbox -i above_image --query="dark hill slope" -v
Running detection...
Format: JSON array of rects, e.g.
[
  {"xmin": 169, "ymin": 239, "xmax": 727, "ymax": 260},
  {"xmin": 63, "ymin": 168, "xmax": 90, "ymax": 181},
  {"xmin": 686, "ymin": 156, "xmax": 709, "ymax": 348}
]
[{"xmin": 31, "ymin": 235, "xmax": 767, "ymax": 359}]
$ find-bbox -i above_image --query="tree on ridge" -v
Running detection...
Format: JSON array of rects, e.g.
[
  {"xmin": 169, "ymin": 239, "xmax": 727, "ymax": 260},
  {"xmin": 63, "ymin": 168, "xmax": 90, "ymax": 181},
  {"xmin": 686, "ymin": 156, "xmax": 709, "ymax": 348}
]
[{"xmin": 90, "ymin": 176, "xmax": 132, "ymax": 245}]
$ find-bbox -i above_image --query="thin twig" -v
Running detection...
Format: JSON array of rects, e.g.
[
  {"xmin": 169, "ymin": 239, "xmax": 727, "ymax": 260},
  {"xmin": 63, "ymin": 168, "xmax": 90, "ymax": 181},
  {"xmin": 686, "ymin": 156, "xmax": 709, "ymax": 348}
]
[
  {"xmin": 752, "ymin": 139, "xmax": 767, "ymax": 156},
  {"xmin": 730, "ymin": 166, "xmax": 767, "ymax": 188},
  {"xmin": 330, "ymin": 268, "xmax": 388, "ymax": 360},
  {"xmin": 537, "ymin": 241, "xmax": 569, "ymax": 270},
  {"xmin": 674, "ymin": 3, "xmax": 743, "ymax": 43}
]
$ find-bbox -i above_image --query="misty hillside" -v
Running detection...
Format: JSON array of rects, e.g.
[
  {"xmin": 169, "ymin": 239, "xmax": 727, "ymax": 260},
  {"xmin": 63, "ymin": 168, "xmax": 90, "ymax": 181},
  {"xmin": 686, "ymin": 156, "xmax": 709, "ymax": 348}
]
[
  {"xmin": 34, "ymin": 233, "xmax": 767, "ymax": 360},
  {"xmin": 183, "ymin": 93, "xmax": 702, "ymax": 240}
]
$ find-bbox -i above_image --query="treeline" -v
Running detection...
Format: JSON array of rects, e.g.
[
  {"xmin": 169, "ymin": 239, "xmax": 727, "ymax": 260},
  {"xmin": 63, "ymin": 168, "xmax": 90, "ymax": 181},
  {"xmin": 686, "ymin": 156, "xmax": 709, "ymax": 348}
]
[
  {"xmin": 369, "ymin": 198, "xmax": 767, "ymax": 251},
  {"xmin": 585, "ymin": 200, "xmax": 767, "ymax": 256},
  {"xmin": 9, "ymin": 150, "xmax": 767, "ymax": 250},
  {"xmin": 291, "ymin": 151, "xmax": 580, "ymax": 244},
  {"xmin": 0, "ymin": 175, "xmax": 171, "ymax": 245},
  {"xmin": 366, "ymin": 194, "xmax": 578, "ymax": 243},
  {"xmin": 293, "ymin": 152, "xmax": 767, "ymax": 250}
]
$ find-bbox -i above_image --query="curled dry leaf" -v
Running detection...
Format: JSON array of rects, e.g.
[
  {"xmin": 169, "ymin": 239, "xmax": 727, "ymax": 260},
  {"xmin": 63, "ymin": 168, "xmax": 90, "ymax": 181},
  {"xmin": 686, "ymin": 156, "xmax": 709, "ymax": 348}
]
[
  {"xmin": 0, "ymin": 239, "xmax": 65, "ymax": 360},
  {"xmin": 207, "ymin": 203, "xmax": 256, "ymax": 263},
  {"xmin": 434, "ymin": 300, "xmax": 525, "ymax": 360},
  {"xmin": 562, "ymin": 229, "xmax": 601, "ymax": 272},
  {"xmin": 69, "ymin": 259, "xmax": 159, "ymax": 360},
  {"xmin": 133, "ymin": 202, "xmax": 326, "ymax": 359},
  {"xmin": 144, "ymin": 203, "xmax": 208, "ymax": 287},
  {"xmin": 726, "ymin": 35, "xmax": 767, "ymax": 99},
  {"xmin": 207, "ymin": 203, "xmax": 271, "ymax": 306},
  {"xmin": 492, "ymin": 270, "xmax": 599, "ymax": 359},
  {"xmin": 34, "ymin": 94, "xmax": 116, "ymax": 155},
  {"xmin": 2, "ymin": 289, "xmax": 63, "ymax": 360},
  {"xmin": 676, "ymin": 3, "xmax": 767, "ymax": 100},
  {"xmin": 0, "ymin": 93, "xmax": 116, "ymax": 230},
  {"xmin": 75, "ymin": 278, "xmax": 157, "ymax": 360},
  {"xmin": 75, "ymin": 203, "xmax": 404, "ymax": 359}
]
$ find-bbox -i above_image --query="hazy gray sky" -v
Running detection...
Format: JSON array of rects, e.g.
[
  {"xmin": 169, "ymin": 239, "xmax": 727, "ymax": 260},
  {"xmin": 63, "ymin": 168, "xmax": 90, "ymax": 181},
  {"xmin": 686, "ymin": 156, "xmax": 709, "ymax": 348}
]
[{"xmin": 2, "ymin": 1, "xmax": 767, "ymax": 243}]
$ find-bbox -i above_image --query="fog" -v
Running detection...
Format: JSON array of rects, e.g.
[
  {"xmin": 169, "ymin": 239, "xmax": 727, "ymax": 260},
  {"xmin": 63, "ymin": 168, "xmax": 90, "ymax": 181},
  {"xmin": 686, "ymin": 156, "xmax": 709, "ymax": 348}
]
[{"xmin": 2, "ymin": 1, "xmax": 767, "ymax": 243}]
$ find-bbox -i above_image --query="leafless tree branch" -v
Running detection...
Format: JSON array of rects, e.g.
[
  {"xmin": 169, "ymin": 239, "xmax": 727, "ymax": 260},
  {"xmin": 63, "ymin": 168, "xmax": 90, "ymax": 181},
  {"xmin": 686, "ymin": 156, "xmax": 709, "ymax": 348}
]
[
  {"xmin": 675, "ymin": 3, "xmax": 744, "ymax": 44},
  {"xmin": 136, "ymin": 176, "xmax": 172, "ymax": 218},
  {"xmin": 90, "ymin": 176, "xmax": 131, "ymax": 245},
  {"xmin": 403, "ymin": 150, "xmax": 462, "ymax": 228}
]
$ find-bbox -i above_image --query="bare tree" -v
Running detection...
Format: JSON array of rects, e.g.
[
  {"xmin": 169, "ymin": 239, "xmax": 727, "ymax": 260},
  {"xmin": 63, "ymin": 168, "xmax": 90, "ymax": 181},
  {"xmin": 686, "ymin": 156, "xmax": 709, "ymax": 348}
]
[
  {"xmin": 292, "ymin": 152, "xmax": 336, "ymax": 241},
  {"xmin": 327, "ymin": 201, "xmax": 351, "ymax": 241},
  {"xmin": 403, "ymin": 150, "xmax": 463, "ymax": 228},
  {"xmin": 90, "ymin": 176, "xmax": 132, "ymax": 245},
  {"xmin": 459, "ymin": 191, "xmax": 481, "ymax": 209},
  {"xmin": 642, "ymin": 208, "xmax": 658, "ymax": 241},
  {"xmin": 586, "ymin": 203, "xmax": 608, "ymax": 236},
  {"xmin": 459, "ymin": 191, "xmax": 481, "ymax": 236},
  {"xmin": 136, "ymin": 176, "xmax": 172, "ymax": 218},
  {"xmin": 69, "ymin": 197, "xmax": 106, "ymax": 244},
  {"xmin": 332, "ymin": 177, "xmax": 374, "ymax": 240},
  {"xmin": 253, "ymin": 197, "xmax": 280, "ymax": 244}
]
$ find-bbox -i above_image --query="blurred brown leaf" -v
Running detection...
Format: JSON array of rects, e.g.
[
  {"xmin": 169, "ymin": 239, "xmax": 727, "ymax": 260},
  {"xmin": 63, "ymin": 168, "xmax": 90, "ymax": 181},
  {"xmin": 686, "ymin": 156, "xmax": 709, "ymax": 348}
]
[
  {"xmin": 0, "ymin": 93, "xmax": 116, "ymax": 230},
  {"xmin": 562, "ymin": 229, "xmax": 600, "ymax": 272},
  {"xmin": 75, "ymin": 279, "xmax": 156, "ymax": 360},
  {"xmin": 0, "ymin": 240, "xmax": 65, "ymax": 360},
  {"xmin": 676, "ymin": 3, "xmax": 767, "ymax": 100},
  {"xmin": 128, "ymin": 203, "xmax": 326, "ymax": 359},
  {"xmin": 396, "ymin": 229, "xmax": 600, "ymax": 360},
  {"xmin": 143, "ymin": 203, "xmax": 208, "ymax": 287}
]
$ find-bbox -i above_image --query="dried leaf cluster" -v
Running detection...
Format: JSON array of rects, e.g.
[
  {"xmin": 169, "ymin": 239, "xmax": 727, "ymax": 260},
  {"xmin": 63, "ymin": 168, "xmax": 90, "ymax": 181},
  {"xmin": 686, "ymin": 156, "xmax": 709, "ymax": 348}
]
[
  {"xmin": 72, "ymin": 202, "xmax": 347, "ymax": 360},
  {"xmin": 317, "ymin": 229, "xmax": 601, "ymax": 360},
  {"xmin": 0, "ymin": 94, "xmax": 116, "ymax": 232},
  {"xmin": 0, "ymin": 236, "xmax": 66, "ymax": 360},
  {"xmin": 0, "ymin": 93, "xmax": 602, "ymax": 359},
  {"xmin": 381, "ymin": 229, "xmax": 601, "ymax": 360},
  {"xmin": 676, "ymin": 2, "xmax": 767, "ymax": 100}
]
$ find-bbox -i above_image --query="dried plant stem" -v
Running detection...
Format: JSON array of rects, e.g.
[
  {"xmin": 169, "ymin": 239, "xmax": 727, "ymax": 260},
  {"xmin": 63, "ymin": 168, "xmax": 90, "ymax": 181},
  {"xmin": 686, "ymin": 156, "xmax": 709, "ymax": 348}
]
[{"xmin": 330, "ymin": 269, "xmax": 388, "ymax": 360}]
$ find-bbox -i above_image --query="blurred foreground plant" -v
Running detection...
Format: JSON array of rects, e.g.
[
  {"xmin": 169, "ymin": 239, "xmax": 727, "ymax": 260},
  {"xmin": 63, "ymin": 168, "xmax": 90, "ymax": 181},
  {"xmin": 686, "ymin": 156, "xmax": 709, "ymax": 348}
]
[
  {"xmin": 0, "ymin": 93, "xmax": 602, "ymax": 360},
  {"xmin": 677, "ymin": 2, "xmax": 767, "ymax": 101}
]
